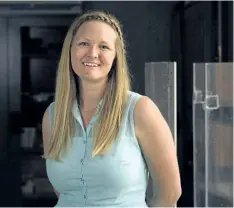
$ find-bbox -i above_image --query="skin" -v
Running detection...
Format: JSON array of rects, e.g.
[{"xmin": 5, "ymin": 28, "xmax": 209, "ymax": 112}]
[
  {"xmin": 135, "ymin": 97, "xmax": 182, "ymax": 207},
  {"xmin": 42, "ymin": 20, "xmax": 182, "ymax": 205},
  {"xmin": 70, "ymin": 21, "xmax": 117, "ymax": 114}
]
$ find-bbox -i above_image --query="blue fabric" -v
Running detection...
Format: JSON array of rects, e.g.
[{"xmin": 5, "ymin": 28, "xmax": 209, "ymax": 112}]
[{"xmin": 46, "ymin": 91, "xmax": 149, "ymax": 207}]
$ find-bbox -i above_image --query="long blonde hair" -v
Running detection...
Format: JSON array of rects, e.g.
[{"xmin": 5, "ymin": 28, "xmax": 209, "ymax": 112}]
[{"xmin": 43, "ymin": 11, "xmax": 131, "ymax": 160}]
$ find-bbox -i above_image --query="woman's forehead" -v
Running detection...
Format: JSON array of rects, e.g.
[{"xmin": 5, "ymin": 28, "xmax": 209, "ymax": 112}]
[{"xmin": 74, "ymin": 21, "xmax": 117, "ymax": 44}]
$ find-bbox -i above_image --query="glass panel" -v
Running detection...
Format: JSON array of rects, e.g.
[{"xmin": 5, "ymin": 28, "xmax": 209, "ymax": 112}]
[
  {"xmin": 144, "ymin": 62, "xmax": 177, "ymax": 204},
  {"xmin": 193, "ymin": 62, "xmax": 233, "ymax": 207},
  {"xmin": 144, "ymin": 62, "xmax": 177, "ymax": 140},
  {"xmin": 193, "ymin": 63, "xmax": 206, "ymax": 207},
  {"xmin": 206, "ymin": 63, "xmax": 233, "ymax": 207}
]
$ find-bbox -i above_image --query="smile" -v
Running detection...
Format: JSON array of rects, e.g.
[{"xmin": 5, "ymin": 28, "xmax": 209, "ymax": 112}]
[{"xmin": 83, "ymin": 62, "xmax": 100, "ymax": 67}]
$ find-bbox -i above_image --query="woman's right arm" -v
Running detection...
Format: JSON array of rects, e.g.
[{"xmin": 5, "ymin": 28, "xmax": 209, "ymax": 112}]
[{"xmin": 42, "ymin": 106, "xmax": 60, "ymax": 199}]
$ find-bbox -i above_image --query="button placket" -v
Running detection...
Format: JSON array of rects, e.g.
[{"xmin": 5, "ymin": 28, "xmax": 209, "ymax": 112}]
[
  {"xmin": 79, "ymin": 127, "xmax": 88, "ymax": 191},
  {"xmin": 74, "ymin": 100, "xmax": 102, "ymax": 204},
  {"xmin": 84, "ymin": 187, "xmax": 88, "ymax": 203},
  {"xmin": 81, "ymin": 177, "xmax": 85, "ymax": 185}
]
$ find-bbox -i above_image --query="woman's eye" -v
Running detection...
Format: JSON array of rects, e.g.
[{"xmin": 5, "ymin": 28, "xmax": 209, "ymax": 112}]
[
  {"xmin": 100, "ymin": 45, "xmax": 109, "ymax": 50},
  {"xmin": 78, "ymin": 42, "xmax": 89, "ymax": 46}
]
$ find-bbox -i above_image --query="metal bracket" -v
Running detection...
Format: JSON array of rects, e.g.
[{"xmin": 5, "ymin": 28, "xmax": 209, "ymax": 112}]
[{"xmin": 203, "ymin": 94, "xmax": 220, "ymax": 110}]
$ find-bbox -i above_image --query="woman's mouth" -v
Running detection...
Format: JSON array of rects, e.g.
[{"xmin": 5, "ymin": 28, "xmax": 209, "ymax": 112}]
[{"xmin": 83, "ymin": 62, "xmax": 100, "ymax": 67}]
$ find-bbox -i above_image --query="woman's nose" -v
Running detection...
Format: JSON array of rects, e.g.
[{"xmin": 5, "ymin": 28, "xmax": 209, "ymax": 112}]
[{"xmin": 87, "ymin": 45, "xmax": 99, "ymax": 58}]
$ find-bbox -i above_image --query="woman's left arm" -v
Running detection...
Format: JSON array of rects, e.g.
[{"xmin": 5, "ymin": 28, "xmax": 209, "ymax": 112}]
[{"xmin": 135, "ymin": 96, "xmax": 182, "ymax": 207}]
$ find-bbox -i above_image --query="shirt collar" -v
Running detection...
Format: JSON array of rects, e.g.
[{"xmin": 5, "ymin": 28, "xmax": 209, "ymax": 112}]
[{"xmin": 72, "ymin": 98, "xmax": 104, "ymax": 118}]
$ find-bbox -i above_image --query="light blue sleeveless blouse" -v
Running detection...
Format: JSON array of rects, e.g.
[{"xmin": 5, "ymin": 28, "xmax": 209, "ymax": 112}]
[{"xmin": 46, "ymin": 91, "xmax": 149, "ymax": 207}]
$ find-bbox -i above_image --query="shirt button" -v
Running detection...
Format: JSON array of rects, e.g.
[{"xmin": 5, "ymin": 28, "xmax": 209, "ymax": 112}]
[
  {"xmin": 84, "ymin": 195, "xmax": 87, "ymax": 199},
  {"xmin": 80, "ymin": 159, "xmax": 84, "ymax": 163}
]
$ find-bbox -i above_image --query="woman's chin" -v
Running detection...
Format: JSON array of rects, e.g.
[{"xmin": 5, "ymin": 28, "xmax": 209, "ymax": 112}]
[{"xmin": 81, "ymin": 74, "xmax": 108, "ymax": 83}]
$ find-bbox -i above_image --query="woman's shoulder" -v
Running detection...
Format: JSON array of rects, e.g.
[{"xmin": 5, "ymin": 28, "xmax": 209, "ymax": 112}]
[
  {"xmin": 47, "ymin": 101, "xmax": 55, "ymax": 109},
  {"xmin": 42, "ymin": 102, "xmax": 54, "ymax": 150},
  {"xmin": 42, "ymin": 102, "xmax": 55, "ymax": 127},
  {"xmin": 122, "ymin": 91, "xmax": 147, "ymax": 118},
  {"xmin": 45, "ymin": 102, "xmax": 55, "ymax": 115},
  {"xmin": 127, "ymin": 91, "xmax": 160, "ymax": 118},
  {"xmin": 127, "ymin": 90, "xmax": 144, "ymax": 101}
]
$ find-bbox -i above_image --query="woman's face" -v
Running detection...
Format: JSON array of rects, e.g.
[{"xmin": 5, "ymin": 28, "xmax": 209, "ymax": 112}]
[{"xmin": 70, "ymin": 20, "xmax": 117, "ymax": 83}]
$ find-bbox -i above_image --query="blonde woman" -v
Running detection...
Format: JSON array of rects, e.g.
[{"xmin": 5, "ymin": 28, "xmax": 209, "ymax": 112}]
[{"xmin": 42, "ymin": 10, "xmax": 181, "ymax": 207}]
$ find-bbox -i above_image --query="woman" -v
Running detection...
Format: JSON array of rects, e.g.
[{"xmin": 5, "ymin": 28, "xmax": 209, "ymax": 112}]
[{"xmin": 42, "ymin": 10, "xmax": 181, "ymax": 207}]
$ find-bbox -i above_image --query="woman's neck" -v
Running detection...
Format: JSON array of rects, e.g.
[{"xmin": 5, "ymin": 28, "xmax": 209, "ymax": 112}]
[{"xmin": 78, "ymin": 79, "xmax": 107, "ymax": 111}]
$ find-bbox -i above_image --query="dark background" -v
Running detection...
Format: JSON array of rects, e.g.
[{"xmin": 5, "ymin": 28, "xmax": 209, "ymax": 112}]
[{"xmin": 0, "ymin": 1, "xmax": 233, "ymax": 207}]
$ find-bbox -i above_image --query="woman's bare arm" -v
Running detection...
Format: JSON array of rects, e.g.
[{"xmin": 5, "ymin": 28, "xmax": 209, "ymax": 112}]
[{"xmin": 135, "ymin": 96, "xmax": 182, "ymax": 207}]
